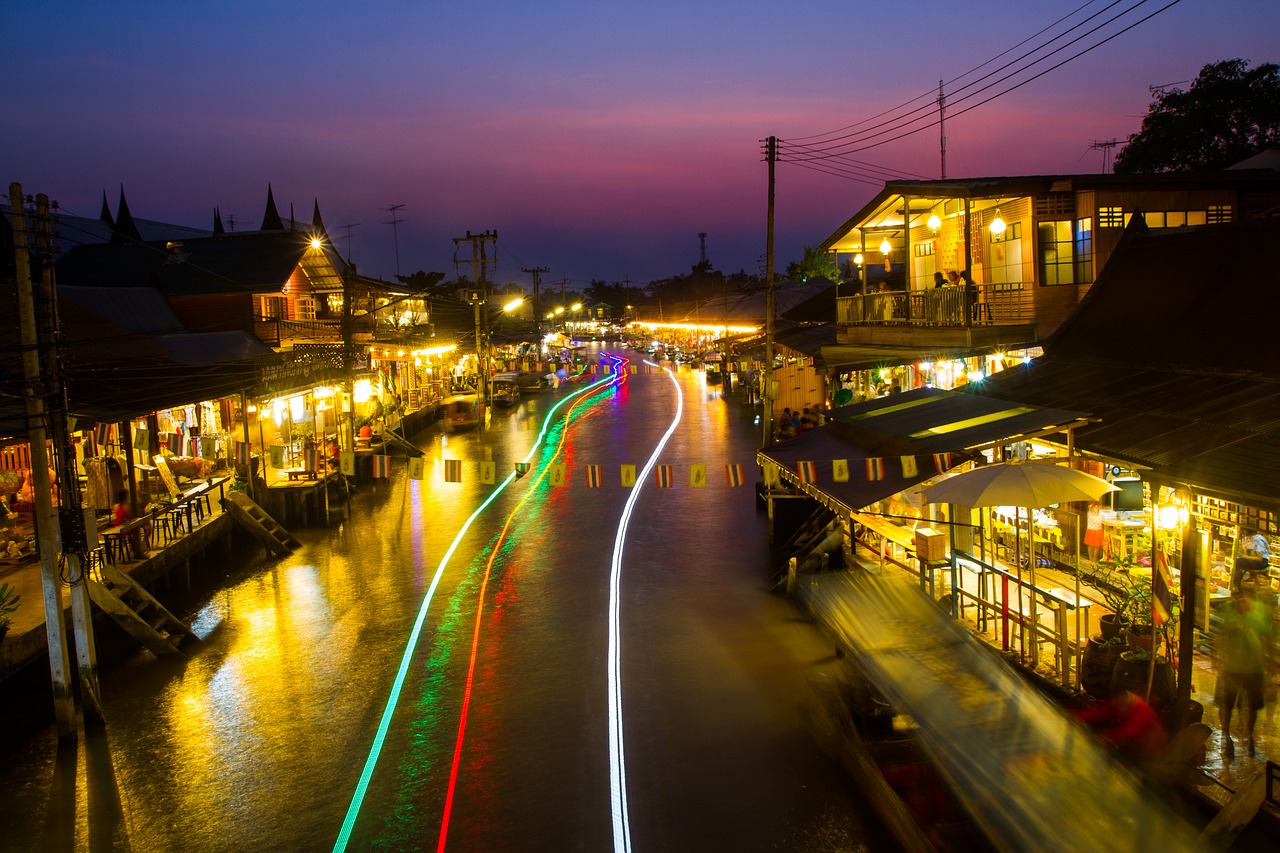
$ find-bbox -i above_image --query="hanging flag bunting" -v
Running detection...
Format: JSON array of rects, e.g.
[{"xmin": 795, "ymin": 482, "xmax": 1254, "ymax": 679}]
[
  {"xmin": 134, "ymin": 427, "xmax": 149, "ymax": 450},
  {"xmin": 409, "ymin": 457, "xmax": 425, "ymax": 480},
  {"xmin": 933, "ymin": 452, "xmax": 953, "ymax": 474},
  {"xmin": 585, "ymin": 464, "xmax": 603, "ymax": 488},
  {"xmin": 95, "ymin": 423, "xmax": 111, "ymax": 447},
  {"xmin": 689, "ymin": 463, "xmax": 706, "ymax": 487},
  {"xmin": 901, "ymin": 455, "xmax": 919, "ymax": 478},
  {"xmin": 866, "ymin": 457, "xmax": 885, "ymax": 481},
  {"xmin": 550, "ymin": 463, "xmax": 566, "ymax": 487},
  {"xmin": 340, "ymin": 450, "xmax": 355, "ymax": 477},
  {"xmin": 371, "ymin": 455, "xmax": 392, "ymax": 479},
  {"xmin": 236, "ymin": 441, "xmax": 251, "ymax": 466},
  {"xmin": 620, "ymin": 464, "xmax": 637, "ymax": 487},
  {"xmin": 304, "ymin": 447, "xmax": 320, "ymax": 473},
  {"xmin": 514, "ymin": 462, "xmax": 530, "ymax": 478},
  {"xmin": 832, "ymin": 459, "xmax": 850, "ymax": 483},
  {"xmin": 480, "ymin": 460, "xmax": 496, "ymax": 484},
  {"xmin": 1153, "ymin": 544, "xmax": 1172, "ymax": 625},
  {"xmin": 188, "ymin": 436, "xmax": 200, "ymax": 458},
  {"xmin": 167, "ymin": 433, "xmax": 182, "ymax": 455},
  {"xmin": 655, "ymin": 465, "xmax": 673, "ymax": 487},
  {"xmin": 796, "ymin": 461, "xmax": 817, "ymax": 484},
  {"xmin": 763, "ymin": 462, "xmax": 780, "ymax": 488},
  {"xmin": 269, "ymin": 445, "xmax": 285, "ymax": 469},
  {"xmin": 444, "ymin": 459, "xmax": 463, "ymax": 482},
  {"xmin": 726, "ymin": 464, "xmax": 744, "ymax": 487}
]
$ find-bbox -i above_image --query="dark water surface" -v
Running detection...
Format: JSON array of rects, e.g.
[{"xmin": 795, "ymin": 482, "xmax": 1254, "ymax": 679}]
[{"xmin": 0, "ymin": 348, "xmax": 890, "ymax": 852}]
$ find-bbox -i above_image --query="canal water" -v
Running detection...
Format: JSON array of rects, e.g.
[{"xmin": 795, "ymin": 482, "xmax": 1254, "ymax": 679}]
[{"xmin": 0, "ymin": 347, "xmax": 891, "ymax": 852}]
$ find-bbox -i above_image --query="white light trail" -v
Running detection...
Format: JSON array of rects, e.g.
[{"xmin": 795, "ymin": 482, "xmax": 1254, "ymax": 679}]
[{"xmin": 608, "ymin": 361, "xmax": 683, "ymax": 853}]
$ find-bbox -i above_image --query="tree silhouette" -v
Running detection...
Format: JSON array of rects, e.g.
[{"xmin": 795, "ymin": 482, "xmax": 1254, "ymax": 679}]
[{"xmin": 1114, "ymin": 59, "xmax": 1280, "ymax": 174}]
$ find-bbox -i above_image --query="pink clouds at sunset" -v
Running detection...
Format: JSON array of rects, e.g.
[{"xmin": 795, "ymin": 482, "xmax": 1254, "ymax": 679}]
[{"xmin": 5, "ymin": 1, "xmax": 1279, "ymax": 285}]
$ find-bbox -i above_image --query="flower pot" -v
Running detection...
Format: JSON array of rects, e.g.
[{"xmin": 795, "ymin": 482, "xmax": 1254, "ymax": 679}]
[
  {"xmin": 1099, "ymin": 613, "xmax": 1131, "ymax": 641},
  {"xmin": 1127, "ymin": 625, "xmax": 1154, "ymax": 654},
  {"xmin": 1111, "ymin": 653, "xmax": 1174, "ymax": 713},
  {"xmin": 1081, "ymin": 635, "xmax": 1126, "ymax": 699}
]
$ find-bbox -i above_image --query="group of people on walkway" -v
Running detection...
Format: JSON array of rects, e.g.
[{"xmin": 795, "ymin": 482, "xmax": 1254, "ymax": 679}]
[{"xmin": 773, "ymin": 407, "xmax": 823, "ymax": 441}]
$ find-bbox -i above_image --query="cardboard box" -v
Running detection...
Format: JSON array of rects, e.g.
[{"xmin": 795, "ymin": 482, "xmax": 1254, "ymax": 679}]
[{"xmin": 914, "ymin": 527, "xmax": 947, "ymax": 562}]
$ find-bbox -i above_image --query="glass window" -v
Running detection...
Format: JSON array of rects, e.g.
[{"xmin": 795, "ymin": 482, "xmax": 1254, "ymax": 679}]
[
  {"xmin": 1038, "ymin": 221, "xmax": 1074, "ymax": 285},
  {"xmin": 1099, "ymin": 206, "xmax": 1125, "ymax": 228},
  {"xmin": 1074, "ymin": 217, "xmax": 1093, "ymax": 283}
]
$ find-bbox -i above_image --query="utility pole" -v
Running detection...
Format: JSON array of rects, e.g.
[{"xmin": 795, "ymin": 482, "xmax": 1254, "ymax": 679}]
[
  {"xmin": 452, "ymin": 231, "xmax": 498, "ymax": 414},
  {"xmin": 382, "ymin": 204, "xmax": 405, "ymax": 277},
  {"xmin": 522, "ymin": 266, "xmax": 549, "ymax": 342},
  {"xmin": 938, "ymin": 81, "xmax": 947, "ymax": 180},
  {"xmin": 10, "ymin": 183, "xmax": 76, "ymax": 736},
  {"xmin": 763, "ymin": 136, "xmax": 777, "ymax": 447},
  {"xmin": 35, "ymin": 193, "xmax": 103, "ymax": 719}
]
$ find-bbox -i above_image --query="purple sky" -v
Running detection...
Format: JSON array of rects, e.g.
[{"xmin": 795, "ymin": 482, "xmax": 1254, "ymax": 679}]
[{"xmin": 6, "ymin": 1, "xmax": 1278, "ymax": 288}]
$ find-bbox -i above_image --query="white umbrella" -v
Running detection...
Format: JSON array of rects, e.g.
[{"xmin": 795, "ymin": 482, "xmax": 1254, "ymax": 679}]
[{"xmin": 923, "ymin": 461, "xmax": 1118, "ymax": 675}]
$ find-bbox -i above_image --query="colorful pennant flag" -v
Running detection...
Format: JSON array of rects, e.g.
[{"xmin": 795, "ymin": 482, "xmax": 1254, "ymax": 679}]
[
  {"xmin": 444, "ymin": 459, "xmax": 462, "ymax": 482},
  {"xmin": 585, "ymin": 464, "xmax": 603, "ymax": 488},
  {"xmin": 269, "ymin": 445, "xmax": 285, "ymax": 469},
  {"xmin": 901, "ymin": 455, "xmax": 919, "ymax": 478},
  {"xmin": 655, "ymin": 465, "xmax": 673, "ymax": 487},
  {"xmin": 340, "ymin": 450, "xmax": 355, "ymax": 477},
  {"xmin": 933, "ymin": 452, "xmax": 953, "ymax": 474},
  {"xmin": 620, "ymin": 464, "xmax": 637, "ymax": 487},
  {"xmin": 832, "ymin": 459, "xmax": 850, "ymax": 483},
  {"xmin": 763, "ymin": 462, "xmax": 780, "ymax": 487},
  {"xmin": 797, "ymin": 461, "xmax": 817, "ymax": 484},
  {"xmin": 866, "ymin": 457, "xmax": 885, "ymax": 481},
  {"xmin": 235, "ymin": 441, "xmax": 251, "ymax": 466},
  {"xmin": 480, "ymin": 461, "xmax": 496, "ymax": 484},
  {"xmin": 134, "ymin": 427, "xmax": 149, "ymax": 450},
  {"xmin": 371, "ymin": 455, "xmax": 392, "ymax": 479},
  {"xmin": 200, "ymin": 436, "xmax": 216, "ymax": 458},
  {"xmin": 95, "ymin": 422, "xmax": 111, "ymax": 447},
  {"xmin": 409, "ymin": 457, "xmax": 425, "ymax": 480},
  {"xmin": 304, "ymin": 448, "xmax": 320, "ymax": 473},
  {"xmin": 550, "ymin": 463, "xmax": 566, "ymax": 486},
  {"xmin": 167, "ymin": 433, "xmax": 182, "ymax": 455},
  {"xmin": 515, "ymin": 462, "xmax": 530, "ymax": 478},
  {"xmin": 188, "ymin": 436, "xmax": 201, "ymax": 458},
  {"xmin": 726, "ymin": 464, "xmax": 744, "ymax": 487},
  {"xmin": 689, "ymin": 463, "xmax": 706, "ymax": 487},
  {"xmin": 1153, "ymin": 545, "xmax": 1172, "ymax": 625}
]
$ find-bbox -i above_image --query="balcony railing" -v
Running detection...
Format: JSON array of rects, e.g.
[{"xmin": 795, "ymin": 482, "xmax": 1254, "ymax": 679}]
[{"xmin": 836, "ymin": 283, "xmax": 1034, "ymax": 327}]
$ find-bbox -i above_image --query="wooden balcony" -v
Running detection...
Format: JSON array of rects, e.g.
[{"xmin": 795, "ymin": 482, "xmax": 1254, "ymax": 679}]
[{"xmin": 835, "ymin": 283, "xmax": 1043, "ymax": 348}]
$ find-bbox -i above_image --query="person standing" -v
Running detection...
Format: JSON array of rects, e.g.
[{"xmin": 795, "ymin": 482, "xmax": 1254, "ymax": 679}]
[{"xmin": 1217, "ymin": 587, "xmax": 1272, "ymax": 757}]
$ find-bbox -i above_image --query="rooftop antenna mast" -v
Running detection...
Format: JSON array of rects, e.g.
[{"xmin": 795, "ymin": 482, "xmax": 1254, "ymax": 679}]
[
  {"xmin": 1088, "ymin": 139, "xmax": 1118, "ymax": 173},
  {"xmin": 338, "ymin": 223, "xmax": 359, "ymax": 262},
  {"xmin": 382, "ymin": 204, "xmax": 405, "ymax": 276},
  {"xmin": 699, "ymin": 232, "xmax": 707, "ymax": 264}
]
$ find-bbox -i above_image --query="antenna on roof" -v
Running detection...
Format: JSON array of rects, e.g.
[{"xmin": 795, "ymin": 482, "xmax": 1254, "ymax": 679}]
[
  {"xmin": 338, "ymin": 223, "xmax": 360, "ymax": 262},
  {"xmin": 382, "ymin": 204, "xmax": 405, "ymax": 276}
]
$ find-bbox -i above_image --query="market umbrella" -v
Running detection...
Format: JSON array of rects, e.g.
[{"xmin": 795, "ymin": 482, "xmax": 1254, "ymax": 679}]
[{"xmin": 923, "ymin": 461, "xmax": 1118, "ymax": 676}]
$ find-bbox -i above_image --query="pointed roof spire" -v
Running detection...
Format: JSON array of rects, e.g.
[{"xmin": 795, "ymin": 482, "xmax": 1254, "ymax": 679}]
[
  {"xmin": 99, "ymin": 190, "xmax": 115, "ymax": 227},
  {"xmin": 112, "ymin": 185, "xmax": 142, "ymax": 244},
  {"xmin": 213, "ymin": 207, "xmax": 225, "ymax": 235},
  {"xmin": 312, "ymin": 199, "xmax": 328, "ymax": 238},
  {"xmin": 260, "ymin": 183, "xmax": 284, "ymax": 231}
]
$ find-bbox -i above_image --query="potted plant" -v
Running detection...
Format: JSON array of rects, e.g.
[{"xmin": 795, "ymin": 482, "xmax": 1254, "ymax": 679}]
[
  {"xmin": 0, "ymin": 581, "xmax": 21, "ymax": 639},
  {"xmin": 1093, "ymin": 556, "xmax": 1138, "ymax": 640},
  {"xmin": 1126, "ymin": 585, "xmax": 1156, "ymax": 654}
]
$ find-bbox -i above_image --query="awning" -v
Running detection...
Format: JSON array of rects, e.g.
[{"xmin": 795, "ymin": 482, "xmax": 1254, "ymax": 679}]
[{"xmin": 758, "ymin": 387, "xmax": 1094, "ymax": 516}]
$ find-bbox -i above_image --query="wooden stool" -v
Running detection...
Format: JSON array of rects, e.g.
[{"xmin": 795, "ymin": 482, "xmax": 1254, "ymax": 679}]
[
  {"xmin": 102, "ymin": 531, "xmax": 131, "ymax": 565},
  {"xmin": 168, "ymin": 507, "xmax": 189, "ymax": 536}
]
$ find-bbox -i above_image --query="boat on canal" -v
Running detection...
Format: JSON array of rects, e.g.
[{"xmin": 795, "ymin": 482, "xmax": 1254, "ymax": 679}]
[
  {"xmin": 491, "ymin": 372, "xmax": 521, "ymax": 407},
  {"xmin": 439, "ymin": 394, "xmax": 480, "ymax": 432}
]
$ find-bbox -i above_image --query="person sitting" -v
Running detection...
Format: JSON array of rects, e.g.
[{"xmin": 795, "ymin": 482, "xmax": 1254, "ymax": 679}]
[
  {"xmin": 933, "ymin": 272, "xmax": 947, "ymax": 289},
  {"xmin": 111, "ymin": 489, "xmax": 130, "ymax": 528},
  {"xmin": 1234, "ymin": 528, "xmax": 1271, "ymax": 589}
]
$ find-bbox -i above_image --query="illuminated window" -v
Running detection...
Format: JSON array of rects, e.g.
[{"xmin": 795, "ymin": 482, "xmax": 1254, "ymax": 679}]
[
  {"xmin": 1208, "ymin": 205, "xmax": 1233, "ymax": 223},
  {"xmin": 1098, "ymin": 206, "xmax": 1126, "ymax": 228},
  {"xmin": 1074, "ymin": 217, "xmax": 1093, "ymax": 283},
  {"xmin": 1038, "ymin": 221, "xmax": 1074, "ymax": 285}
]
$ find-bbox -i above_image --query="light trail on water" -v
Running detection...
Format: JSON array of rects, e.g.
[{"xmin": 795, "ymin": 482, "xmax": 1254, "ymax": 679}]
[
  {"xmin": 332, "ymin": 361, "xmax": 622, "ymax": 852},
  {"xmin": 436, "ymin": 353, "xmax": 628, "ymax": 851},
  {"xmin": 609, "ymin": 360, "xmax": 682, "ymax": 853}
]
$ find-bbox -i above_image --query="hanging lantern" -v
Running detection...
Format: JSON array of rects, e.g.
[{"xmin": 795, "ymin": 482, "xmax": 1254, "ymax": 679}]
[
  {"xmin": 989, "ymin": 209, "xmax": 1007, "ymax": 236},
  {"xmin": 927, "ymin": 214, "xmax": 941, "ymax": 231}
]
